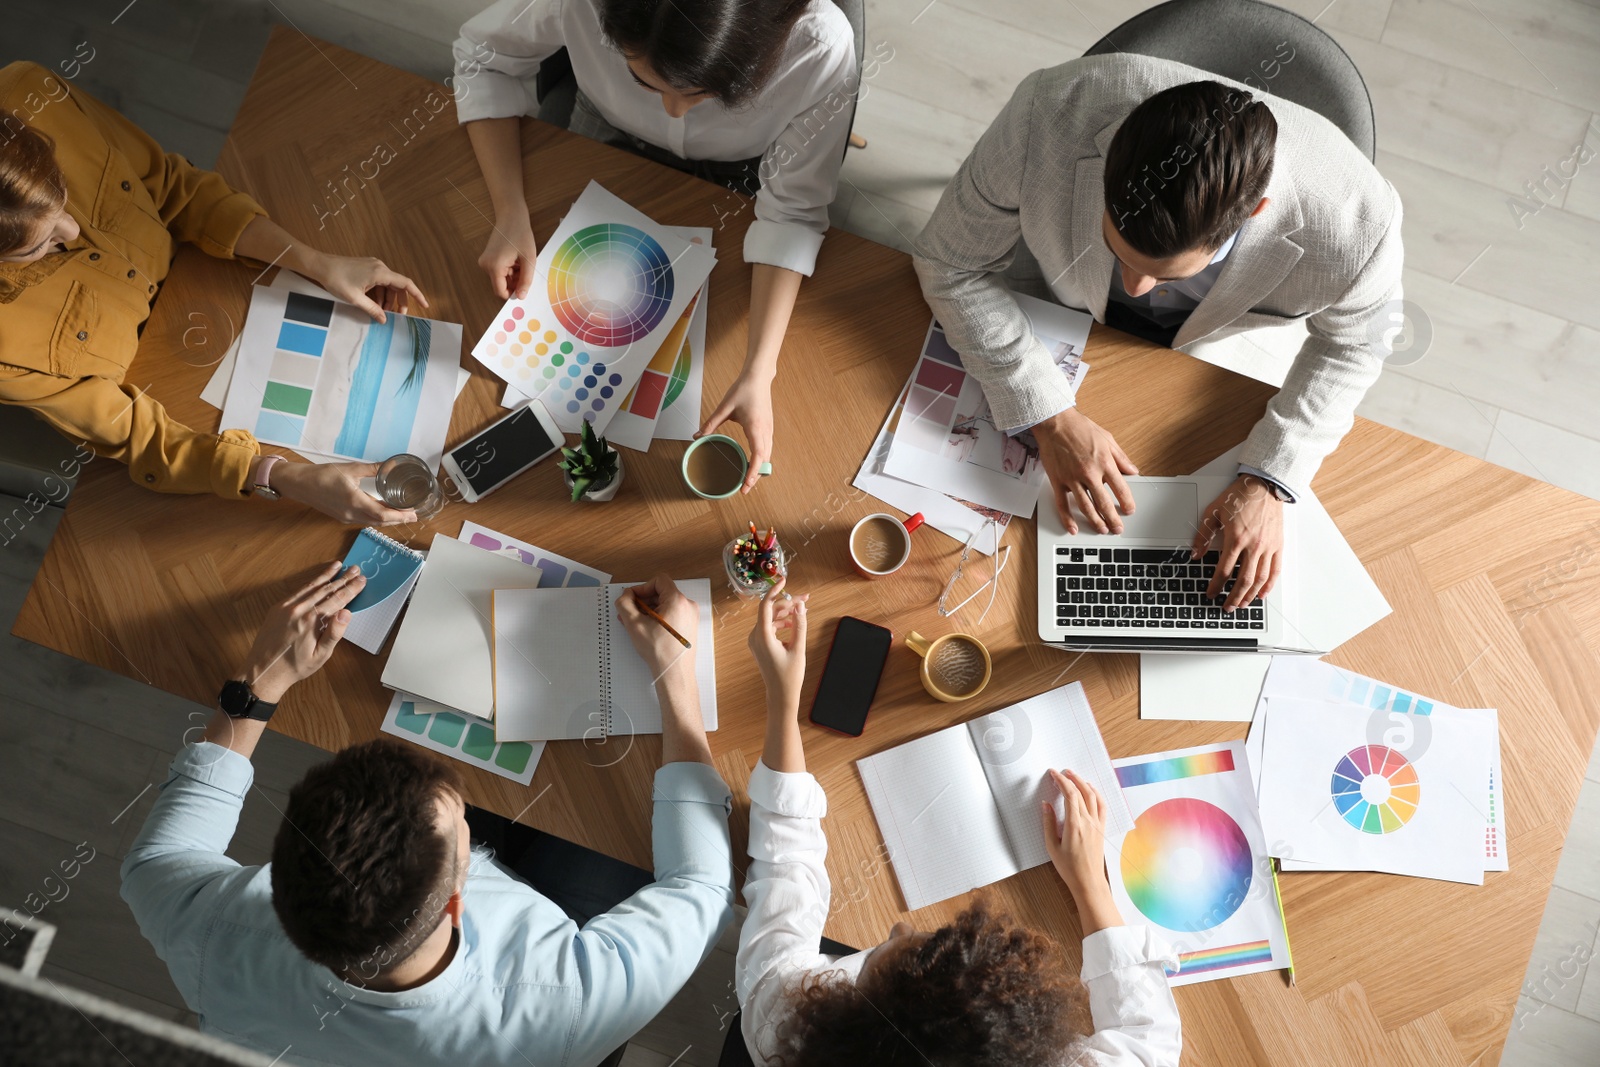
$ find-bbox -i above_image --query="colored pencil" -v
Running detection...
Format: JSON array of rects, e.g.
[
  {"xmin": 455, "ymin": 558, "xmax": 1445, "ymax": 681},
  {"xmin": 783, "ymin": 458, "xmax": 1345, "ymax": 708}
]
[{"xmin": 1270, "ymin": 858, "xmax": 1296, "ymax": 986}]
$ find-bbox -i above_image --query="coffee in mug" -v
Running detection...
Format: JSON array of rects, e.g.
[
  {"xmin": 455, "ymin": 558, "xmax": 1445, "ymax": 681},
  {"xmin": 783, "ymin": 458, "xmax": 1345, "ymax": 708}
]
[
  {"xmin": 848, "ymin": 512, "xmax": 924, "ymax": 577},
  {"xmin": 681, "ymin": 434, "xmax": 773, "ymax": 499},
  {"xmin": 906, "ymin": 630, "xmax": 992, "ymax": 702}
]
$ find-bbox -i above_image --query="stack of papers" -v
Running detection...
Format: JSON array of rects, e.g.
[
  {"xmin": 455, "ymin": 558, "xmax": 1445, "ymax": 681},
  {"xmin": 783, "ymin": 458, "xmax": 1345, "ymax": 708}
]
[
  {"xmin": 470, "ymin": 182, "xmax": 716, "ymax": 439},
  {"xmin": 1247, "ymin": 658, "xmax": 1505, "ymax": 885},
  {"xmin": 374, "ymin": 522, "xmax": 610, "ymax": 785},
  {"xmin": 853, "ymin": 293, "xmax": 1091, "ymax": 554}
]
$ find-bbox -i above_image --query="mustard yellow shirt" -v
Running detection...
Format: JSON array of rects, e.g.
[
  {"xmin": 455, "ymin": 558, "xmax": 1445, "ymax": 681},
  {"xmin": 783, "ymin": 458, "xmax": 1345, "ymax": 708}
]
[{"xmin": 0, "ymin": 61, "xmax": 267, "ymax": 497}]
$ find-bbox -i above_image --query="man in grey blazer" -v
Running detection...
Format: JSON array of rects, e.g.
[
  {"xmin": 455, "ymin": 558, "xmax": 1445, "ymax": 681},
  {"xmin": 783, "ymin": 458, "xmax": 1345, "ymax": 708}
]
[{"xmin": 915, "ymin": 54, "xmax": 1403, "ymax": 612}]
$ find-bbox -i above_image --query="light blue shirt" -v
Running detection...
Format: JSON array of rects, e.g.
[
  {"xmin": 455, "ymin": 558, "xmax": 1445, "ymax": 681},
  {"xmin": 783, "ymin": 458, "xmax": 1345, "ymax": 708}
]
[{"xmin": 121, "ymin": 742, "xmax": 735, "ymax": 1067}]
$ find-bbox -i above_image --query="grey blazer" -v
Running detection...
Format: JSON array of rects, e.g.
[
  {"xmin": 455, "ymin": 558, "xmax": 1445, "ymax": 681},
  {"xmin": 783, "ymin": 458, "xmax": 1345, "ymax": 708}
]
[{"xmin": 913, "ymin": 54, "xmax": 1404, "ymax": 495}]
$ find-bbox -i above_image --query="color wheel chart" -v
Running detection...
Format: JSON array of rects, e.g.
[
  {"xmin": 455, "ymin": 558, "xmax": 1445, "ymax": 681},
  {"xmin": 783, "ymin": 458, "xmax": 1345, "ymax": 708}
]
[
  {"xmin": 1330, "ymin": 744, "xmax": 1419, "ymax": 834},
  {"xmin": 549, "ymin": 224, "xmax": 675, "ymax": 346},
  {"xmin": 1109, "ymin": 742, "xmax": 1291, "ymax": 985}
]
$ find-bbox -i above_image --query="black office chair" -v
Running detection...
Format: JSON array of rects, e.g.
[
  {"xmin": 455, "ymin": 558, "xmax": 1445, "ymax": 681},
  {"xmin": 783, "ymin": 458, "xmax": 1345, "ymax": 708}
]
[
  {"xmin": 536, "ymin": 0, "xmax": 869, "ymax": 159},
  {"xmin": 1083, "ymin": 0, "xmax": 1375, "ymax": 160}
]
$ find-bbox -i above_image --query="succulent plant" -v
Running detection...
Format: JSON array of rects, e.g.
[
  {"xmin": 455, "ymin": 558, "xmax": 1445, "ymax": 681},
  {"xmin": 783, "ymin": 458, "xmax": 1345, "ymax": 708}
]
[{"xmin": 557, "ymin": 419, "xmax": 620, "ymax": 502}]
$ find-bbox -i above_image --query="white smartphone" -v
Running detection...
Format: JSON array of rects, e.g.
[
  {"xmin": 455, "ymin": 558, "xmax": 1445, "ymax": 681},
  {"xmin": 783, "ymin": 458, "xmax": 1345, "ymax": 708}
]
[{"xmin": 439, "ymin": 400, "xmax": 564, "ymax": 503}]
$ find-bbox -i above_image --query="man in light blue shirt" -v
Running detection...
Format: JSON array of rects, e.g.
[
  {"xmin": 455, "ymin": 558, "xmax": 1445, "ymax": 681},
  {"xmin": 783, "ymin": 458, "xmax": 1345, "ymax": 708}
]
[{"xmin": 121, "ymin": 562, "xmax": 733, "ymax": 1067}]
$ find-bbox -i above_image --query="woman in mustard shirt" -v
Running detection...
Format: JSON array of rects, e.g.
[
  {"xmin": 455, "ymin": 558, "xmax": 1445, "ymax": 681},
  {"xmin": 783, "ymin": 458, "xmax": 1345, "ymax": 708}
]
[{"xmin": 0, "ymin": 61, "xmax": 425, "ymax": 524}]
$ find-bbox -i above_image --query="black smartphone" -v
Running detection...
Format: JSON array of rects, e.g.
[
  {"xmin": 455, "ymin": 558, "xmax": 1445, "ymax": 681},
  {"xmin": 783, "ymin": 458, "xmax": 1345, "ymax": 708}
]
[{"xmin": 809, "ymin": 616, "xmax": 893, "ymax": 737}]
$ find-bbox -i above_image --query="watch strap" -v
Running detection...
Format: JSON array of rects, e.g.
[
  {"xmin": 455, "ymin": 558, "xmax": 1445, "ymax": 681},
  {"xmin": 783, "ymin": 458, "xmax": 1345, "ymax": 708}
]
[{"xmin": 251, "ymin": 455, "xmax": 284, "ymax": 499}]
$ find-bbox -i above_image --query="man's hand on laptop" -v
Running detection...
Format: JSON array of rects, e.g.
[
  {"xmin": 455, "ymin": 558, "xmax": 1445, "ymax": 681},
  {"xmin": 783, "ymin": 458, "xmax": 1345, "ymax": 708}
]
[
  {"xmin": 1034, "ymin": 407, "xmax": 1139, "ymax": 534},
  {"xmin": 1192, "ymin": 475, "xmax": 1283, "ymax": 612}
]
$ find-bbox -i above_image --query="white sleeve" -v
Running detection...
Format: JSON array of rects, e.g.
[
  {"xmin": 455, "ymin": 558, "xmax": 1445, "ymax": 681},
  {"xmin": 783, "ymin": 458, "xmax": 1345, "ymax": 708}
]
[
  {"xmin": 736, "ymin": 761, "xmax": 834, "ymax": 1061},
  {"xmin": 742, "ymin": 26, "xmax": 860, "ymax": 276},
  {"xmin": 451, "ymin": 0, "xmax": 569, "ymax": 124},
  {"xmin": 1075, "ymin": 926, "xmax": 1183, "ymax": 1067}
]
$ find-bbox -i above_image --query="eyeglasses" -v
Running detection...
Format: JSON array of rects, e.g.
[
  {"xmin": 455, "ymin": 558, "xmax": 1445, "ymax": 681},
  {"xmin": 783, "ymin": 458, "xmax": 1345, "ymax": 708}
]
[{"xmin": 938, "ymin": 518, "xmax": 1011, "ymax": 623}]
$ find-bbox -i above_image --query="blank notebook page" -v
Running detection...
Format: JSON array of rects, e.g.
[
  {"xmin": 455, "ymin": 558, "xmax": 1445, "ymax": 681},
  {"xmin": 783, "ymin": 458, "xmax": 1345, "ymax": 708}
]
[
  {"xmin": 603, "ymin": 580, "xmax": 718, "ymax": 735},
  {"xmin": 493, "ymin": 587, "xmax": 604, "ymax": 741},
  {"xmin": 973, "ymin": 682, "xmax": 1135, "ymax": 873},
  {"xmin": 857, "ymin": 728, "xmax": 1018, "ymax": 912}
]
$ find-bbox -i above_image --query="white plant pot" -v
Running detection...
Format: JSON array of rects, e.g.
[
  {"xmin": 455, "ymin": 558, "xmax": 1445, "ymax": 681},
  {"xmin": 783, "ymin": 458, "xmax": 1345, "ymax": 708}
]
[{"xmin": 564, "ymin": 450, "xmax": 624, "ymax": 502}]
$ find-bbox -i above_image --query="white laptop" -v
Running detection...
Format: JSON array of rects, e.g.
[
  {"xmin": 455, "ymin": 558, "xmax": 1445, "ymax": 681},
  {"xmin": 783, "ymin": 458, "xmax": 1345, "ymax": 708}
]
[{"xmin": 1036, "ymin": 475, "xmax": 1323, "ymax": 654}]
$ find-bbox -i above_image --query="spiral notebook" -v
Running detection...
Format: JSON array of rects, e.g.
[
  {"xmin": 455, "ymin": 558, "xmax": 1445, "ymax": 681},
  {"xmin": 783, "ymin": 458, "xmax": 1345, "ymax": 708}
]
[
  {"xmin": 491, "ymin": 580, "xmax": 717, "ymax": 742},
  {"xmin": 340, "ymin": 528, "xmax": 426, "ymax": 653}
]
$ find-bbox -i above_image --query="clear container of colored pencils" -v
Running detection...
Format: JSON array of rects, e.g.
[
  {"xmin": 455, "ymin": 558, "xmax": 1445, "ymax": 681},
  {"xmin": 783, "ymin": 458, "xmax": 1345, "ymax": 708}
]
[{"xmin": 724, "ymin": 525, "xmax": 787, "ymax": 600}]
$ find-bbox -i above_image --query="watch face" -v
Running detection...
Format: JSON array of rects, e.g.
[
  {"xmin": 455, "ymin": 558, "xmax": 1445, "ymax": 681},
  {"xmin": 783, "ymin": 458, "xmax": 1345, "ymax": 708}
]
[{"xmin": 219, "ymin": 679, "xmax": 254, "ymax": 716}]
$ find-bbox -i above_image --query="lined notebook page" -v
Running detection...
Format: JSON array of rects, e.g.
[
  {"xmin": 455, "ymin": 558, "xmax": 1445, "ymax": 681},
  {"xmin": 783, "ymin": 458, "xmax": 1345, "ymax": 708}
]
[
  {"xmin": 603, "ymin": 580, "xmax": 718, "ymax": 734},
  {"xmin": 974, "ymin": 682, "xmax": 1134, "ymax": 873},
  {"xmin": 492, "ymin": 587, "xmax": 604, "ymax": 741},
  {"xmin": 857, "ymin": 728, "xmax": 1018, "ymax": 912}
]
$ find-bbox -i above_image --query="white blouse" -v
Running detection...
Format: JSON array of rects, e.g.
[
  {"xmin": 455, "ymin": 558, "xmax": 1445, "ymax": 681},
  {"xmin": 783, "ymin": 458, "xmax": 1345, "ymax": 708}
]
[
  {"xmin": 452, "ymin": 0, "xmax": 857, "ymax": 276},
  {"xmin": 736, "ymin": 760, "xmax": 1184, "ymax": 1066}
]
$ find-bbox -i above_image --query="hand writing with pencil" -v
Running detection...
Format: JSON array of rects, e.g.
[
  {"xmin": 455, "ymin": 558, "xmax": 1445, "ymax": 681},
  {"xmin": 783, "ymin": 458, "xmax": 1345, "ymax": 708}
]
[{"xmin": 617, "ymin": 575, "xmax": 700, "ymax": 680}]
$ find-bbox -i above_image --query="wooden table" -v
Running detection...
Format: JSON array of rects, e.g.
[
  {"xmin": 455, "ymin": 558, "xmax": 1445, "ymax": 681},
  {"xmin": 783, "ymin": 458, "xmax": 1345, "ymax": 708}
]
[{"xmin": 17, "ymin": 28, "xmax": 1600, "ymax": 1067}]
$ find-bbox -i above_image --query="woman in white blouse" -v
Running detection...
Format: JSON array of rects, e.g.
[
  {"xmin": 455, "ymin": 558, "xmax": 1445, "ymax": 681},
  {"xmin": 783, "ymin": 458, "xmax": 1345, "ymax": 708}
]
[
  {"xmin": 453, "ymin": 0, "xmax": 860, "ymax": 491},
  {"xmin": 737, "ymin": 580, "xmax": 1183, "ymax": 1066}
]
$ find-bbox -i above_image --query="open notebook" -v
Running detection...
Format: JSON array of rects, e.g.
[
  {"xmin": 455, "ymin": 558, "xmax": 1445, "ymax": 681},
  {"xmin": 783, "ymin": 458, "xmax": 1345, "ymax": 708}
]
[
  {"xmin": 858, "ymin": 682, "xmax": 1132, "ymax": 912},
  {"xmin": 492, "ymin": 580, "xmax": 718, "ymax": 742}
]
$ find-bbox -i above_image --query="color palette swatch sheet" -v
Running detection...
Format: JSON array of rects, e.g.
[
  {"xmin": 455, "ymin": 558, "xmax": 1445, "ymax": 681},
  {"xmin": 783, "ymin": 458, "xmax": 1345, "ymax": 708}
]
[
  {"xmin": 1246, "ymin": 657, "xmax": 1506, "ymax": 876},
  {"xmin": 471, "ymin": 182, "xmax": 716, "ymax": 435},
  {"xmin": 1107, "ymin": 741, "xmax": 1291, "ymax": 986},
  {"xmin": 380, "ymin": 691, "xmax": 544, "ymax": 785},
  {"xmin": 1254, "ymin": 694, "xmax": 1495, "ymax": 885},
  {"xmin": 457, "ymin": 521, "xmax": 609, "ymax": 589},
  {"xmin": 222, "ymin": 285, "xmax": 462, "ymax": 469},
  {"xmin": 881, "ymin": 292, "xmax": 1090, "ymax": 517}
]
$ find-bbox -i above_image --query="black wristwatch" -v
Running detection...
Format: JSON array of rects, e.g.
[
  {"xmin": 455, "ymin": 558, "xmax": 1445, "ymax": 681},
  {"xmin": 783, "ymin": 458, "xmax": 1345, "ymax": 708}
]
[{"xmin": 219, "ymin": 679, "xmax": 278, "ymax": 722}]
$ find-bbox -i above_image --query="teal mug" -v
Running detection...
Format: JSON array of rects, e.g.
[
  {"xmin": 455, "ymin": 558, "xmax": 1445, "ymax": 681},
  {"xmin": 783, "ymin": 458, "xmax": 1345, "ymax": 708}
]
[{"xmin": 682, "ymin": 434, "xmax": 773, "ymax": 500}]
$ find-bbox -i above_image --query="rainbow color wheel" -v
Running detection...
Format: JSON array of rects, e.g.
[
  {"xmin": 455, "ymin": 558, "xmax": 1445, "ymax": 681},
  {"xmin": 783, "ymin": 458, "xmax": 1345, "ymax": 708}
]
[
  {"xmin": 547, "ymin": 223, "xmax": 675, "ymax": 348},
  {"xmin": 1120, "ymin": 798, "xmax": 1253, "ymax": 933},
  {"xmin": 1330, "ymin": 745, "xmax": 1419, "ymax": 834}
]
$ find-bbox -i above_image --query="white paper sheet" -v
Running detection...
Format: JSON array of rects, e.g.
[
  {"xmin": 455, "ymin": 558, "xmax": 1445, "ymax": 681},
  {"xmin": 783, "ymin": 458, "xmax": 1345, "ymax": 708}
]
[
  {"xmin": 1248, "ymin": 657, "xmax": 1507, "ymax": 872},
  {"xmin": 1256, "ymin": 695, "xmax": 1492, "ymax": 885},
  {"xmin": 219, "ymin": 285, "xmax": 462, "ymax": 471},
  {"xmin": 469, "ymin": 181, "xmax": 716, "ymax": 435},
  {"xmin": 1106, "ymin": 741, "xmax": 1292, "ymax": 985}
]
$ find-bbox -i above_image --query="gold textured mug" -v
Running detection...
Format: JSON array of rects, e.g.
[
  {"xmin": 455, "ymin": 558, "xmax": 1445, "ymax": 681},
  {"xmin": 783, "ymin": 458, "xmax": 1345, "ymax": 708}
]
[{"xmin": 906, "ymin": 630, "xmax": 992, "ymax": 702}]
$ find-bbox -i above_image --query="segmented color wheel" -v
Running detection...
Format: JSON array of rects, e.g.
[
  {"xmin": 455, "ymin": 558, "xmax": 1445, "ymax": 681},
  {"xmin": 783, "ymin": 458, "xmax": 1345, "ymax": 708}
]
[
  {"xmin": 1330, "ymin": 744, "xmax": 1420, "ymax": 834},
  {"xmin": 547, "ymin": 223, "xmax": 675, "ymax": 347}
]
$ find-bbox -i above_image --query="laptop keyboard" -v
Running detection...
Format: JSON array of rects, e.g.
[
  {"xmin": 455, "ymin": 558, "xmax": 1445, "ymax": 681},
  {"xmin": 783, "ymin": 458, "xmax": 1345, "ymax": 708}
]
[{"xmin": 1054, "ymin": 547, "xmax": 1267, "ymax": 630}]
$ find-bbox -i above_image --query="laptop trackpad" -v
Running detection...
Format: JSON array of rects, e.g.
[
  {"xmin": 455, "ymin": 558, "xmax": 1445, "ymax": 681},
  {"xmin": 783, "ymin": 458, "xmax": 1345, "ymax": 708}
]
[{"xmin": 1071, "ymin": 480, "xmax": 1199, "ymax": 541}]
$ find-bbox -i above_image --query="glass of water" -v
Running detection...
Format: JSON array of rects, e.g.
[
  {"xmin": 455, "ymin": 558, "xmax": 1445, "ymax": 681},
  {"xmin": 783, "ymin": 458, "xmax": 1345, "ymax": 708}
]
[{"xmin": 375, "ymin": 453, "xmax": 444, "ymax": 521}]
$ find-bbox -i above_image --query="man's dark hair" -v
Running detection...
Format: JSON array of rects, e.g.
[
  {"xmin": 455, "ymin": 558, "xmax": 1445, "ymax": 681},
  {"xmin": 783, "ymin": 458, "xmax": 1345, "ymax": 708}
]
[
  {"xmin": 772, "ymin": 901, "xmax": 1092, "ymax": 1066},
  {"xmin": 1103, "ymin": 80, "xmax": 1278, "ymax": 259},
  {"xmin": 598, "ymin": 0, "xmax": 811, "ymax": 108},
  {"xmin": 270, "ymin": 739, "xmax": 464, "ymax": 980}
]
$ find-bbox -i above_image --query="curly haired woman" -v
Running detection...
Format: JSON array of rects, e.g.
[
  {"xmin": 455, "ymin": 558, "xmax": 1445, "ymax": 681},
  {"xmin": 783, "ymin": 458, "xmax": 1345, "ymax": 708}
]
[{"xmin": 736, "ymin": 579, "xmax": 1182, "ymax": 1066}]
